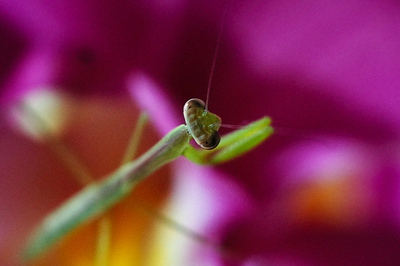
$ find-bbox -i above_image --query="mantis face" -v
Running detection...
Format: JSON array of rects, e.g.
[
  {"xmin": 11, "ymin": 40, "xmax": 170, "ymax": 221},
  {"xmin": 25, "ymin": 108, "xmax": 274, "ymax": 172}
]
[{"xmin": 183, "ymin": 98, "xmax": 222, "ymax": 150}]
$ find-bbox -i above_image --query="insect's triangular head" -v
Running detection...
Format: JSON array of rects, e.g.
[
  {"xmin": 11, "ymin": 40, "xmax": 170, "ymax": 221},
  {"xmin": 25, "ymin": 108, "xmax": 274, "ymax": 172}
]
[{"xmin": 183, "ymin": 98, "xmax": 221, "ymax": 150}]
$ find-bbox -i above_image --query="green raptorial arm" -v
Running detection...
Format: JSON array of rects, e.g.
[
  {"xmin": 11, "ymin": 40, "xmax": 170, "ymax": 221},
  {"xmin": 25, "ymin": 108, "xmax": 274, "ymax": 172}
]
[{"xmin": 183, "ymin": 116, "xmax": 273, "ymax": 165}]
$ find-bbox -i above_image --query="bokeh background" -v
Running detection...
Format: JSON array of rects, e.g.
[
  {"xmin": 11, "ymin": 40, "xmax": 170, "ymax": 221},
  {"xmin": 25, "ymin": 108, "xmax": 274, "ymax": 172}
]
[{"xmin": 1, "ymin": 0, "xmax": 400, "ymax": 265}]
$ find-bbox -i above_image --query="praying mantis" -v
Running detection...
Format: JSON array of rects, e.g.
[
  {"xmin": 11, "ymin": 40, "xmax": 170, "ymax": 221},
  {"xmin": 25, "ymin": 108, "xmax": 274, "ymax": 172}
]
[{"xmin": 22, "ymin": 1, "xmax": 274, "ymax": 263}]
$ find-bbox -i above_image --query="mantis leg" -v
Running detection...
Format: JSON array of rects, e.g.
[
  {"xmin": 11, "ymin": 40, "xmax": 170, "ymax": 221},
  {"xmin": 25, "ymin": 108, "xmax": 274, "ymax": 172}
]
[{"xmin": 94, "ymin": 112, "xmax": 150, "ymax": 266}]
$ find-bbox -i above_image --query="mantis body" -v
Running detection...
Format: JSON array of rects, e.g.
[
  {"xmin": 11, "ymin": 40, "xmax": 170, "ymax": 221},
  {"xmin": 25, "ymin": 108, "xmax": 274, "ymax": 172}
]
[
  {"xmin": 23, "ymin": 0, "xmax": 273, "ymax": 261},
  {"xmin": 23, "ymin": 95, "xmax": 273, "ymax": 261}
]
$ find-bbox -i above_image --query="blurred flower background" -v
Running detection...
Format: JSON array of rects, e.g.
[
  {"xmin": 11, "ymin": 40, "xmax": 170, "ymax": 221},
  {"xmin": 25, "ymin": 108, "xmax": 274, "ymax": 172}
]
[{"xmin": 1, "ymin": 0, "xmax": 400, "ymax": 265}]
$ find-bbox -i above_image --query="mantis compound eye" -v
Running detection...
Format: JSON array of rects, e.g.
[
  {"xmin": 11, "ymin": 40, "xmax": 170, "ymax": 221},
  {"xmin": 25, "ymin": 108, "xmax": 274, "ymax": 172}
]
[{"xmin": 199, "ymin": 130, "xmax": 220, "ymax": 150}]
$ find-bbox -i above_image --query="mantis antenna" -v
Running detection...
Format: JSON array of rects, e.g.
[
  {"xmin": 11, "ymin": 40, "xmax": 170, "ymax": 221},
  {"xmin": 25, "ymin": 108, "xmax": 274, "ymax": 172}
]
[
  {"xmin": 183, "ymin": 0, "xmax": 231, "ymax": 150},
  {"xmin": 205, "ymin": 0, "xmax": 231, "ymax": 111}
]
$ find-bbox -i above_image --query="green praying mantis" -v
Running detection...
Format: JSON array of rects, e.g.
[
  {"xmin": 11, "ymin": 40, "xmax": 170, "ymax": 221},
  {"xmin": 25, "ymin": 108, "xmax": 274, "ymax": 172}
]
[
  {"xmin": 22, "ymin": 94, "xmax": 273, "ymax": 261},
  {"xmin": 22, "ymin": 2, "xmax": 274, "ymax": 261}
]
